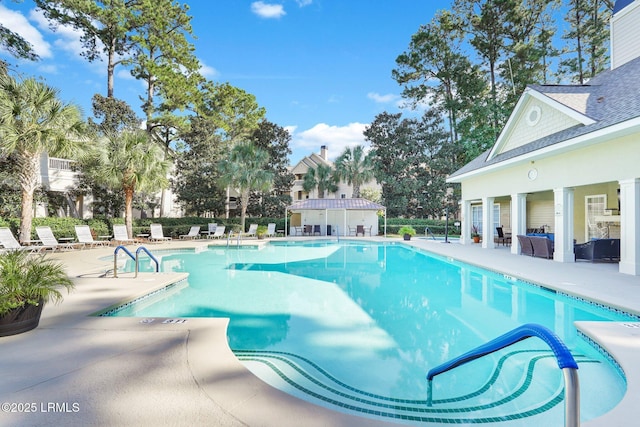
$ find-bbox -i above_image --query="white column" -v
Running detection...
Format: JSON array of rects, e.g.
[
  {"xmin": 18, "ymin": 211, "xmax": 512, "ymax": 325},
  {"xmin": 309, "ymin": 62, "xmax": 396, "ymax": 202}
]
[
  {"xmin": 553, "ymin": 187, "xmax": 575, "ymax": 263},
  {"xmin": 482, "ymin": 197, "xmax": 495, "ymax": 249},
  {"xmin": 462, "ymin": 200, "xmax": 472, "ymax": 245},
  {"xmin": 619, "ymin": 178, "xmax": 640, "ymax": 275},
  {"xmin": 511, "ymin": 193, "xmax": 527, "ymax": 254}
]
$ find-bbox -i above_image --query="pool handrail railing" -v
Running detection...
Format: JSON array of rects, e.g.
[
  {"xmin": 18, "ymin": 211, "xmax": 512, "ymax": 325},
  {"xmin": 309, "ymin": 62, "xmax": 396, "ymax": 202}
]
[
  {"xmin": 113, "ymin": 245, "xmax": 159, "ymax": 278},
  {"xmin": 426, "ymin": 323, "xmax": 580, "ymax": 427}
]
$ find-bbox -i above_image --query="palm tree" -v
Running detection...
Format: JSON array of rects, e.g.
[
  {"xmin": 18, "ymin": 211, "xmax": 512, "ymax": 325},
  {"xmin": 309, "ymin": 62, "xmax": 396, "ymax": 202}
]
[
  {"xmin": 95, "ymin": 129, "xmax": 170, "ymax": 238},
  {"xmin": 218, "ymin": 141, "xmax": 273, "ymax": 232},
  {"xmin": 302, "ymin": 164, "xmax": 337, "ymax": 198},
  {"xmin": 0, "ymin": 71, "xmax": 87, "ymax": 242},
  {"xmin": 333, "ymin": 145, "xmax": 374, "ymax": 198}
]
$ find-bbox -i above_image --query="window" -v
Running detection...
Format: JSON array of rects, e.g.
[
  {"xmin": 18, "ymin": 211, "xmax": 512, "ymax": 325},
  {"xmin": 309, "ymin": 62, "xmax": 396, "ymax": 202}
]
[
  {"xmin": 471, "ymin": 203, "xmax": 500, "ymax": 235},
  {"xmin": 585, "ymin": 194, "xmax": 607, "ymax": 240}
]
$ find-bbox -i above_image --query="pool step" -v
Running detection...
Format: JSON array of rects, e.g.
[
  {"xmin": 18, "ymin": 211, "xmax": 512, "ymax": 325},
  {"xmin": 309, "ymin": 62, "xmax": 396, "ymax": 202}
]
[{"xmin": 235, "ymin": 349, "xmax": 598, "ymax": 425}]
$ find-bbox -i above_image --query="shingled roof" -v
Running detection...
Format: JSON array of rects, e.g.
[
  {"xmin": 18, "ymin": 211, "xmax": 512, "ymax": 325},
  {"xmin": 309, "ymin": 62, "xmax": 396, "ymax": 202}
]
[
  {"xmin": 448, "ymin": 56, "xmax": 640, "ymax": 180},
  {"xmin": 288, "ymin": 198, "xmax": 385, "ymax": 210}
]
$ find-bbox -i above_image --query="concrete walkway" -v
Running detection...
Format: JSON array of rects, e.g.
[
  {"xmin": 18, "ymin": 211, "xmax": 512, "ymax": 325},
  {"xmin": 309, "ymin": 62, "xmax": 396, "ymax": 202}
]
[{"xmin": 0, "ymin": 238, "xmax": 638, "ymax": 426}]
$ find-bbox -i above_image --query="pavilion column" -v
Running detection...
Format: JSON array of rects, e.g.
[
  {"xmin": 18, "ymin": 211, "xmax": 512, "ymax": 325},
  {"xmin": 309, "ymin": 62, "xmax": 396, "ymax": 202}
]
[
  {"xmin": 482, "ymin": 197, "xmax": 495, "ymax": 249},
  {"xmin": 462, "ymin": 200, "xmax": 472, "ymax": 245},
  {"xmin": 619, "ymin": 178, "xmax": 640, "ymax": 276},
  {"xmin": 553, "ymin": 187, "xmax": 575, "ymax": 263},
  {"xmin": 510, "ymin": 193, "xmax": 527, "ymax": 254}
]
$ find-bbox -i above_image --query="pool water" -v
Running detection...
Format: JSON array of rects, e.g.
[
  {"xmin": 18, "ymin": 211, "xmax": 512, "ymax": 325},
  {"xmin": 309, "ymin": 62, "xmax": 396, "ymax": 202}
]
[{"xmin": 107, "ymin": 241, "xmax": 633, "ymax": 425}]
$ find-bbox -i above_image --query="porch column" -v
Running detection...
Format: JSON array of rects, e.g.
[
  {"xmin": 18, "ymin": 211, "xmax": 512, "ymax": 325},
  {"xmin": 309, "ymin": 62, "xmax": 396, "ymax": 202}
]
[
  {"xmin": 482, "ymin": 197, "xmax": 495, "ymax": 249},
  {"xmin": 619, "ymin": 178, "xmax": 640, "ymax": 276},
  {"xmin": 511, "ymin": 193, "xmax": 527, "ymax": 254},
  {"xmin": 553, "ymin": 187, "xmax": 575, "ymax": 263},
  {"xmin": 462, "ymin": 200, "xmax": 472, "ymax": 245}
]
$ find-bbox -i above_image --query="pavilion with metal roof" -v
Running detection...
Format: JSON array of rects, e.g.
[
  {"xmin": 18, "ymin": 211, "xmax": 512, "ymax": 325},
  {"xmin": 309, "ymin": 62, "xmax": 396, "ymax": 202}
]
[{"xmin": 285, "ymin": 198, "xmax": 386, "ymax": 237}]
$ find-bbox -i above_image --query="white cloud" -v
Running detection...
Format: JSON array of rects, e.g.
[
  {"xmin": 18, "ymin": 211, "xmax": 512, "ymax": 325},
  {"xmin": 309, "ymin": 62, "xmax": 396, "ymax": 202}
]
[
  {"xmin": 291, "ymin": 122, "xmax": 368, "ymax": 161},
  {"xmin": 295, "ymin": 0, "xmax": 313, "ymax": 6},
  {"xmin": 251, "ymin": 2, "xmax": 286, "ymax": 19},
  {"xmin": 29, "ymin": 9, "xmax": 85, "ymax": 60},
  {"xmin": 0, "ymin": 5, "xmax": 51, "ymax": 58},
  {"xmin": 367, "ymin": 92, "xmax": 399, "ymax": 104}
]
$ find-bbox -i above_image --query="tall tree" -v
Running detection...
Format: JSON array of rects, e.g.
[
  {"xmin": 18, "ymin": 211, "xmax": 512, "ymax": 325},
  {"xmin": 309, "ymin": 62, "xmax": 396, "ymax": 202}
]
[
  {"xmin": 249, "ymin": 121, "xmax": 294, "ymax": 217},
  {"xmin": 333, "ymin": 145, "xmax": 374, "ymax": 198},
  {"xmin": 35, "ymin": 0, "xmax": 137, "ymax": 98},
  {"xmin": 94, "ymin": 129, "xmax": 170, "ymax": 238},
  {"xmin": 0, "ymin": 71, "xmax": 87, "ymax": 242},
  {"xmin": 218, "ymin": 141, "xmax": 273, "ymax": 233},
  {"xmin": 1, "ymin": 0, "xmax": 38, "ymax": 62},
  {"xmin": 302, "ymin": 164, "xmax": 337, "ymax": 199}
]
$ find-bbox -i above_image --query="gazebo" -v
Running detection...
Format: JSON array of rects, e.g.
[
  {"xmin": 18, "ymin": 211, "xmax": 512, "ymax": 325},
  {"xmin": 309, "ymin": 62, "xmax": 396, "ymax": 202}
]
[{"xmin": 285, "ymin": 198, "xmax": 386, "ymax": 237}]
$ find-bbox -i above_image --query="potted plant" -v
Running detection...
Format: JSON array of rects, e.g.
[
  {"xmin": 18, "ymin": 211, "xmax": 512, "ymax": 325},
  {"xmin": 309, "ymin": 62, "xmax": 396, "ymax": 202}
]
[
  {"xmin": 471, "ymin": 225, "xmax": 481, "ymax": 243},
  {"xmin": 256, "ymin": 225, "xmax": 268, "ymax": 239},
  {"xmin": 398, "ymin": 226, "xmax": 416, "ymax": 241},
  {"xmin": 0, "ymin": 250, "xmax": 74, "ymax": 337}
]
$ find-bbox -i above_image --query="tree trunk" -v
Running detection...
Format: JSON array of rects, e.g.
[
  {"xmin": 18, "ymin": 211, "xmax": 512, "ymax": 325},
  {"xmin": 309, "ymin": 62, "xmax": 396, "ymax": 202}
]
[
  {"xmin": 17, "ymin": 153, "xmax": 40, "ymax": 243},
  {"xmin": 124, "ymin": 186, "xmax": 134, "ymax": 239}
]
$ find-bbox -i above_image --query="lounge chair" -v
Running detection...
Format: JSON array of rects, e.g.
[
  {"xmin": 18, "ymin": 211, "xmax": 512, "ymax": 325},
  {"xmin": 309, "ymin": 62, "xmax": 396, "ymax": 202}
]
[
  {"xmin": 0, "ymin": 227, "xmax": 43, "ymax": 253},
  {"xmin": 530, "ymin": 236, "xmax": 554, "ymax": 259},
  {"xmin": 516, "ymin": 235, "xmax": 534, "ymax": 256},
  {"xmin": 266, "ymin": 223, "xmax": 276, "ymax": 238},
  {"xmin": 203, "ymin": 223, "xmax": 217, "ymax": 237},
  {"xmin": 149, "ymin": 223, "xmax": 172, "ymax": 242},
  {"xmin": 179, "ymin": 225, "xmax": 201, "ymax": 240},
  {"xmin": 243, "ymin": 223, "xmax": 258, "ymax": 238},
  {"xmin": 575, "ymin": 239, "xmax": 620, "ymax": 262},
  {"xmin": 74, "ymin": 225, "xmax": 108, "ymax": 248},
  {"xmin": 112, "ymin": 224, "xmax": 139, "ymax": 245},
  {"xmin": 495, "ymin": 227, "xmax": 511, "ymax": 246},
  {"xmin": 208, "ymin": 225, "xmax": 226, "ymax": 239},
  {"xmin": 36, "ymin": 226, "xmax": 84, "ymax": 251}
]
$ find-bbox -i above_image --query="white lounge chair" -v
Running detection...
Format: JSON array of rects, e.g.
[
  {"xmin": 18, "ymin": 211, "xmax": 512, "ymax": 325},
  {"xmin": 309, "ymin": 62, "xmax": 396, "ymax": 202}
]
[
  {"xmin": 266, "ymin": 223, "xmax": 276, "ymax": 238},
  {"xmin": 36, "ymin": 226, "xmax": 84, "ymax": 251},
  {"xmin": 0, "ymin": 227, "xmax": 43, "ymax": 253},
  {"xmin": 203, "ymin": 223, "xmax": 217, "ymax": 237},
  {"xmin": 180, "ymin": 225, "xmax": 201, "ymax": 239},
  {"xmin": 149, "ymin": 223, "xmax": 172, "ymax": 242},
  {"xmin": 244, "ymin": 223, "xmax": 258, "ymax": 238},
  {"xmin": 112, "ymin": 224, "xmax": 138, "ymax": 244},
  {"xmin": 208, "ymin": 225, "xmax": 226, "ymax": 239},
  {"xmin": 74, "ymin": 225, "xmax": 108, "ymax": 247}
]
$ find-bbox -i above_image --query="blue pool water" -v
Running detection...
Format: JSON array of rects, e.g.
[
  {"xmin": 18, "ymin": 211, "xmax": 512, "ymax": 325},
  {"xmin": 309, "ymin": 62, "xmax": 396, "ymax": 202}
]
[{"xmin": 106, "ymin": 241, "xmax": 634, "ymax": 425}]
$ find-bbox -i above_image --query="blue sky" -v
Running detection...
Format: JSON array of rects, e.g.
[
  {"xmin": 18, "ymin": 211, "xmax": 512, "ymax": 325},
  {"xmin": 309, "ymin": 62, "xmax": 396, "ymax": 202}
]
[{"xmin": 0, "ymin": 1, "xmax": 440, "ymax": 164}]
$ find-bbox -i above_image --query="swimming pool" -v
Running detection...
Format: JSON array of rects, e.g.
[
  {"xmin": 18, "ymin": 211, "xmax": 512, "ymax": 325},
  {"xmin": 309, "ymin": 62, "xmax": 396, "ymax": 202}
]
[{"xmin": 105, "ymin": 241, "xmax": 635, "ymax": 425}]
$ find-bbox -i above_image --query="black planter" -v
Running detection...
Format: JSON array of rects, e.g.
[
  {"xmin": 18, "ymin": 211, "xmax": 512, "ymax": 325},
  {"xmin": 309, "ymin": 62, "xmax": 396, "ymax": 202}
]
[
  {"xmin": 0, "ymin": 301, "xmax": 45, "ymax": 337},
  {"xmin": 403, "ymin": 234, "xmax": 412, "ymax": 241}
]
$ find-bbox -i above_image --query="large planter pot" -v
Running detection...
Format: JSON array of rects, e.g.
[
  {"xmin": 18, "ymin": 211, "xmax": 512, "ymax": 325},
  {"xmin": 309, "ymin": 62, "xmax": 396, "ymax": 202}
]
[
  {"xmin": 473, "ymin": 236, "xmax": 481, "ymax": 243},
  {"xmin": 403, "ymin": 234, "xmax": 412, "ymax": 241},
  {"xmin": 0, "ymin": 301, "xmax": 45, "ymax": 337}
]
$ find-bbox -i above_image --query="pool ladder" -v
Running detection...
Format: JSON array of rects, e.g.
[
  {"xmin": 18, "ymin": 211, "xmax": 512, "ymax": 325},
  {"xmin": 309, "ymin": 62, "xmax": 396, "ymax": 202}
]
[
  {"xmin": 426, "ymin": 323, "xmax": 580, "ymax": 427},
  {"xmin": 113, "ymin": 245, "xmax": 159, "ymax": 278}
]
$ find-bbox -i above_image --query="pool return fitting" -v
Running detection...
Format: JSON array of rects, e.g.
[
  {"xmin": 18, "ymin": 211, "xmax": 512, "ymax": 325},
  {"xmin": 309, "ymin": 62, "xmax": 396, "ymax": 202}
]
[
  {"xmin": 113, "ymin": 245, "xmax": 159, "ymax": 278},
  {"xmin": 426, "ymin": 323, "xmax": 580, "ymax": 427}
]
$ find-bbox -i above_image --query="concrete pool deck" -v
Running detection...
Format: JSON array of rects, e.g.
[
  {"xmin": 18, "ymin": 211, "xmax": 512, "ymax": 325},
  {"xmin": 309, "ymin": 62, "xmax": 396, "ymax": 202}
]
[{"xmin": 0, "ymin": 237, "xmax": 638, "ymax": 426}]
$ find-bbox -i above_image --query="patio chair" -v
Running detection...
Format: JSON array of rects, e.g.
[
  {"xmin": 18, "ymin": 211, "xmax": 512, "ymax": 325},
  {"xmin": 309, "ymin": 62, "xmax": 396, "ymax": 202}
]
[
  {"xmin": 202, "ymin": 223, "xmax": 217, "ymax": 238},
  {"xmin": 313, "ymin": 225, "xmax": 321, "ymax": 236},
  {"xmin": 575, "ymin": 239, "xmax": 620, "ymax": 262},
  {"xmin": 516, "ymin": 235, "xmax": 534, "ymax": 256},
  {"xmin": 348, "ymin": 226, "xmax": 357, "ymax": 236},
  {"xmin": 112, "ymin": 224, "xmax": 139, "ymax": 245},
  {"xmin": 244, "ymin": 223, "xmax": 258, "ymax": 238},
  {"xmin": 74, "ymin": 225, "xmax": 108, "ymax": 248},
  {"xmin": 0, "ymin": 227, "xmax": 43, "ymax": 253},
  {"xmin": 303, "ymin": 225, "xmax": 313, "ymax": 236},
  {"xmin": 356, "ymin": 225, "xmax": 365, "ymax": 237},
  {"xmin": 180, "ymin": 225, "xmax": 201, "ymax": 240},
  {"xmin": 266, "ymin": 223, "xmax": 276, "ymax": 238},
  {"xmin": 149, "ymin": 223, "xmax": 172, "ymax": 242},
  {"xmin": 495, "ymin": 227, "xmax": 511, "ymax": 246},
  {"xmin": 208, "ymin": 225, "xmax": 226, "ymax": 239},
  {"xmin": 530, "ymin": 236, "xmax": 554, "ymax": 259},
  {"xmin": 36, "ymin": 226, "xmax": 84, "ymax": 251}
]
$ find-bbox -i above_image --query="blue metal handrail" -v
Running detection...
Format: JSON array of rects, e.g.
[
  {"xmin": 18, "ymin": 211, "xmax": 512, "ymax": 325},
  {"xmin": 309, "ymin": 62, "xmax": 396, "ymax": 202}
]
[
  {"xmin": 135, "ymin": 246, "xmax": 159, "ymax": 277},
  {"xmin": 113, "ymin": 245, "xmax": 159, "ymax": 278},
  {"xmin": 426, "ymin": 323, "xmax": 580, "ymax": 427}
]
